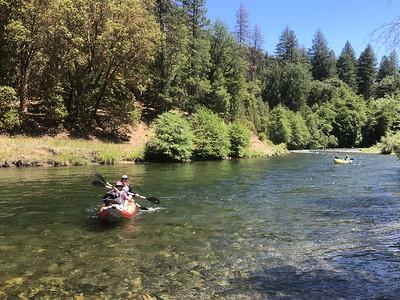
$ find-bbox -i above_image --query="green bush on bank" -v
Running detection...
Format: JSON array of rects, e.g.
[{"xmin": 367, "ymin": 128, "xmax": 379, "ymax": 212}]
[
  {"xmin": 0, "ymin": 86, "xmax": 21, "ymax": 133},
  {"xmin": 191, "ymin": 108, "xmax": 230, "ymax": 160},
  {"xmin": 145, "ymin": 112, "xmax": 194, "ymax": 162},
  {"xmin": 380, "ymin": 131, "xmax": 400, "ymax": 155},
  {"xmin": 229, "ymin": 121, "xmax": 251, "ymax": 158}
]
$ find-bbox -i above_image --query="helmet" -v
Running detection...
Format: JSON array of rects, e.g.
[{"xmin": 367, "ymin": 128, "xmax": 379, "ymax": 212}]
[
  {"xmin": 121, "ymin": 175, "xmax": 128, "ymax": 179},
  {"xmin": 115, "ymin": 181, "xmax": 123, "ymax": 187}
]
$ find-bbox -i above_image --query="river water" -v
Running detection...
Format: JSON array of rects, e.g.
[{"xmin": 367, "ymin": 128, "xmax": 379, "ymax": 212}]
[{"xmin": 0, "ymin": 152, "xmax": 399, "ymax": 299}]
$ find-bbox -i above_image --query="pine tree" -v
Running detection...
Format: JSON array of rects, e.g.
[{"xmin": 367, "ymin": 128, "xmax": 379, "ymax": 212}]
[
  {"xmin": 234, "ymin": 4, "xmax": 250, "ymax": 45},
  {"xmin": 377, "ymin": 50, "xmax": 398, "ymax": 81},
  {"xmin": 357, "ymin": 44, "xmax": 377, "ymax": 99},
  {"xmin": 309, "ymin": 30, "xmax": 336, "ymax": 81},
  {"xmin": 249, "ymin": 24, "xmax": 264, "ymax": 80},
  {"xmin": 180, "ymin": 0, "xmax": 211, "ymax": 111},
  {"xmin": 275, "ymin": 26, "xmax": 301, "ymax": 63},
  {"xmin": 336, "ymin": 41, "xmax": 357, "ymax": 89}
]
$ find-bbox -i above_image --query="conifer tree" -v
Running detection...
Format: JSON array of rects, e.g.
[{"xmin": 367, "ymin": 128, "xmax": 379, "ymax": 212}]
[
  {"xmin": 357, "ymin": 44, "xmax": 377, "ymax": 99},
  {"xmin": 309, "ymin": 30, "xmax": 336, "ymax": 81},
  {"xmin": 377, "ymin": 50, "xmax": 398, "ymax": 81},
  {"xmin": 275, "ymin": 26, "xmax": 301, "ymax": 63},
  {"xmin": 234, "ymin": 4, "xmax": 250, "ymax": 45},
  {"xmin": 336, "ymin": 41, "xmax": 357, "ymax": 89}
]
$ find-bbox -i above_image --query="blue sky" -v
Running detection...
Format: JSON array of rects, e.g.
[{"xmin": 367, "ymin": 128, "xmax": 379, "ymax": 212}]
[{"xmin": 205, "ymin": 0, "xmax": 400, "ymax": 62}]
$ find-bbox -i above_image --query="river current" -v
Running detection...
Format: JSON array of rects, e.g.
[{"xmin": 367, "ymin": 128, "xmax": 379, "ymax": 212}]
[{"xmin": 0, "ymin": 151, "xmax": 399, "ymax": 299}]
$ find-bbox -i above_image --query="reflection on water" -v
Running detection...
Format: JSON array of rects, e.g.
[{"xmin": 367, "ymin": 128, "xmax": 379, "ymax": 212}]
[{"xmin": 0, "ymin": 153, "xmax": 400, "ymax": 298}]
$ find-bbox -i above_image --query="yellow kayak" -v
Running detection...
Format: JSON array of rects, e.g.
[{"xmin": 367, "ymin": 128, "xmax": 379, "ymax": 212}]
[{"xmin": 334, "ymin": 158, "xmax": 353, "ymax": 164}]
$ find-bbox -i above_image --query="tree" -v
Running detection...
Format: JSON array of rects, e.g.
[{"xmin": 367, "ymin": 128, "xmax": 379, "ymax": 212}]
[
  {"xmin": 275, "ymin": 26, "xmax": 301, "ymax": 63},
  {"xmin": 377, "ymin": 50, "xmax": 398, "ymax": 81},
  {"xmin": 146, "ymin": 0, "xmax": 190, "ymax": 111},
  {"xmin": 268, "ymin": 104, "xmax": 292, "ymax": 144},
  {"xmin": 249, "ymin": 24, "xmax": 265, "ymax": 81},
  {"xmin": 263, "ymin": 62, "xmax": 312, "ymax": 111},
  {"xmin": 357, "ymin": 44, "xmax": 377, "ymax": 99},
  {"xmin": 180, "ymin": 0, "xmax": 211, "ymax": 112},
  {"xmin": 336, "ymin": 41, "xmax": 357, "ymax": 90},
  {"xmin": 4, "ymin": 0, "xmax": 50, "ymax": 112},
  {"xmin": 288, "ymin": 111, "xmax": 310, "ymax": 149},
  {"xmin": 62, "ymin": 0, "xmax": 160, "ymax": 135},
  {"xmin": 191, "ymin": 107, "xmax": 230, "ymax": 160},
  {"xmin": 309, "ymin": 30, "xmax": 336, "ymax": 81},
  {"xmin": 145, "ymin": 112, "xmax": 194, "ymax": 161},
  {"xmin": 332, "ymin": 85, "xmax": 367, "ymax": 147},
  {"xmin": 234, "ymin": 3, "xmax": 250, "ymax": 45}
]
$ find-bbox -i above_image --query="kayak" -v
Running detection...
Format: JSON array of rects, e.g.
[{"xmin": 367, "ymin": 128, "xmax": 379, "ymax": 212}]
[
  {"xmin": 98, "ymin": 200, "xmax": 138, "ymax": 223},
  {"xmin": 334, "ymin": 158, "xmax": 353, "ymax": 165}
]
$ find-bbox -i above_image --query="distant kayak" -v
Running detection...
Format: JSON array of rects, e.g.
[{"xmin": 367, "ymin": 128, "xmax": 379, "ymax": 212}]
[
  {"xmin": 98, "ymin": 200, "xmax": 137, "ymax": 223},
  {"xmin": 334, "ymin": 158, "xmax": 353, "ymax": 165}
]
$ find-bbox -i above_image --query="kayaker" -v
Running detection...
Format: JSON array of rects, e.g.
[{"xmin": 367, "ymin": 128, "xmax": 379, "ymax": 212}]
[
  {"xmin": 345, "ymin": 155, "xmax": 350, "ymax": 161},
  {"xmin": 121, "ymin": 174, "xmax": 140, "ymax": 200},
  {"xmin": 121, "ymin": 175, "xmax": 132, "ymax": 193},
  {"xmin": 102, "ymin": 181, "xmax": 130, "ymax": 206}
]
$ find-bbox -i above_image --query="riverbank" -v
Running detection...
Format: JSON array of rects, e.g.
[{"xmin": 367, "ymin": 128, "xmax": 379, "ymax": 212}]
[{"xmin": 0, "ymin": 132, "xmax": 287, "ymax": 168}]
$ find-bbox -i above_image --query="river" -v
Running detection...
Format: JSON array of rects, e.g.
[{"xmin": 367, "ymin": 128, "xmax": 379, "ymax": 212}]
[{"xmin": 0, "ymin": 152, "xmax": 399, "ymax": 299}]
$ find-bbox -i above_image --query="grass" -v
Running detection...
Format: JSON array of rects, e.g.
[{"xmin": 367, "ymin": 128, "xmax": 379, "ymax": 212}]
[{"xmin": 0, "ymin": 135, "xmax": 144, "ymax": 166}]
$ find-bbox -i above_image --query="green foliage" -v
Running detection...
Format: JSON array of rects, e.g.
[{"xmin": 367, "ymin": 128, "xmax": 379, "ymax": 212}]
[
  {"xmin": 145, "ymin": 112, "xmax": 194, "ymax": 162},
  {"xmin": 331, "ymin": 85, "xmax": 367, "ymax": 147},
  {"xmin": 380, "ymin": 131, "xmax": 400, "ymax": 155},
  {"xmin": 308, "ymin": 80, "xmax": 335, "ymax": 105},
  {"xmin": 0, "ymin": 86, "xmax": 21, "ymax": 132},
  {"xmin": 229, "ymin": 121, "xmax": 251, "ymax": 157},
  {"xmin": 268, "ymin": 105, "xmax": 292, "ymax": 144},
  {"xmin": 191, "ymin": 107, "xmax": 230, "ymax": 160},
  {"xmin": 275, "ymin": 26, "xmax": 301, "ymax": 63},
  {"xmin": 336, "ymin": 41, "xmax": 357, "ymax": 90},
  {"xmin": 287, "ymin": 111, "xmax": 310, "ymax": 149},
  {"xmin": 377, "ymin": 50, "xmax": 398, "ymax": 81},
  {"xmin": 263, "ymin": 62, "xmax": 312, "ymax": 111},
  {"xmin": 309, "ymin": 30, "xmax": 337, "ymax": 81},
  {"xmin": 375, "ymin": 75, "xmax": 400, "ymax": 98},
  {"xmin": 362, "ymin": 94, "xmax": 400, "ymax": 146},
  {"xmin": 357, "ymin": 44, "xmax": 377, "ymax": 99},
  {"xmin": 301, "ymin": 105, "xmax": 336, "ymax": 149}
]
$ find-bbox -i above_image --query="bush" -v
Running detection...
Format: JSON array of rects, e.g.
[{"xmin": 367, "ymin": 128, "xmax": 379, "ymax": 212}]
[
  {"xmin": 0, "ymin": 86, "xmax": 21, "ymax": 133},
  {"xmin": 191, "ymin": 107, "xmax": 230, "ymax": 160},
  {"xmin": 288, "ymin": 112, "xmax": 310, "ymax": 149},
  {"xmin": 229, "ymin": 121, "xmax": 251, "ymax": 158},
  {"xmin": 268, "ymin": 105, "xmax": 292, "ymax": 144},
  {"xmin": 145, "ymin": 112, "xmax": 194, "ymax": 162},
  {"xmin": 380, "ymin": 131, "xmax": 400, "ymax": 155}
]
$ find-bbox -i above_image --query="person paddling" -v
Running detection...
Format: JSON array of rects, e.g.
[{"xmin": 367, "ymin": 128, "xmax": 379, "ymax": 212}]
[
  {"xmin": 121, "ymin": 174, "xmax": 140, "ymax": 200},
  {"xmin": 102, "ymin": 181, "xmax": 130, "ymax": 207}
]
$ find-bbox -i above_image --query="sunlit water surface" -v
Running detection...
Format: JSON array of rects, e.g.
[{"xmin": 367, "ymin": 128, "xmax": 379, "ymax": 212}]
[{"xmin": 1, "ymin": 152, "xmax": 400, "ymax": 299}]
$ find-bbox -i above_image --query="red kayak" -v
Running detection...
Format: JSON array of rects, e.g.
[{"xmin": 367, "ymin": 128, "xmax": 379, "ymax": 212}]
[{"xmin": 98, "ymin": 201, "xmax": 138, "ymax": 223}]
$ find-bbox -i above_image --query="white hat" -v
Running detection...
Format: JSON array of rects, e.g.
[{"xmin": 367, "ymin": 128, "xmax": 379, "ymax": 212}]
[{"xmin": 121, "ymin": 175, "xmax": 128, "ymax": 179}]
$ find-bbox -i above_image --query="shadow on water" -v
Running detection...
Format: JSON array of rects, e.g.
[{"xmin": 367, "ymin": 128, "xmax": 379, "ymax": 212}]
[{"xmin": 221, "ymin": 261, "xmax": 400, "ymax": 299}]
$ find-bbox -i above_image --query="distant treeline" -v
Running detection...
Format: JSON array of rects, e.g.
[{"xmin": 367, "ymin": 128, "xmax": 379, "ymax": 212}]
[{"xmin": 0, "ymin": 0, "xmax": 399, "ymax": 153}]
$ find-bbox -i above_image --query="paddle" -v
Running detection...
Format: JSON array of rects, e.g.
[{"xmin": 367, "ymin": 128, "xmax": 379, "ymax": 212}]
[{"xmin": 93, "ymin": 173, "xmax": 160, "ymax": 204}]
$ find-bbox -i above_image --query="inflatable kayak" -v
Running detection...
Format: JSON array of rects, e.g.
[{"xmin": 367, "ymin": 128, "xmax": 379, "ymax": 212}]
[
  {"xmin": 334, "ymin": 158, "xmax": 353, "ymax": 165},
  {"xmin": 98, "ymin": 201, "xmax": 138, "ymax": 223}
]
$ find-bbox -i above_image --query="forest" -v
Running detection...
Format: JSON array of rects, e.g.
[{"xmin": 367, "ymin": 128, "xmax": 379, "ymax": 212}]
[{"xmin": 1, "ymin": 0, "xmax": 400, "ymax": 160}]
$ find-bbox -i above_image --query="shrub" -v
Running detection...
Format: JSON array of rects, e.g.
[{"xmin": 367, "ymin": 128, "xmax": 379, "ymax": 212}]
[
  {"xmin": 0, "ymin": 86, "xmax": 21, "ymax": 133},
  {"xmin": 268, "ymin": 105, "xmax": 292, "ymax": 144},
  {"xmin": 380, "ymin": 131, "xmax": 400, "ymax": 155},
  {"xmin": 145, "ymin": 112, "xmax": 194, "ymax": 162},
  {"xmin": 191, "ymin": 107, "xmax": 230, "ymax": 160},
  {"xmin": 229, "ymin": 121, "xmax": 251, "ymax": 158}
]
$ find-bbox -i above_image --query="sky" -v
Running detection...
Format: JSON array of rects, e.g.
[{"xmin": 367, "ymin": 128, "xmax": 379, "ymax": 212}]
[{"xmin": 205, "ymin": 0, "xmax": 400, "ymax": 62}]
